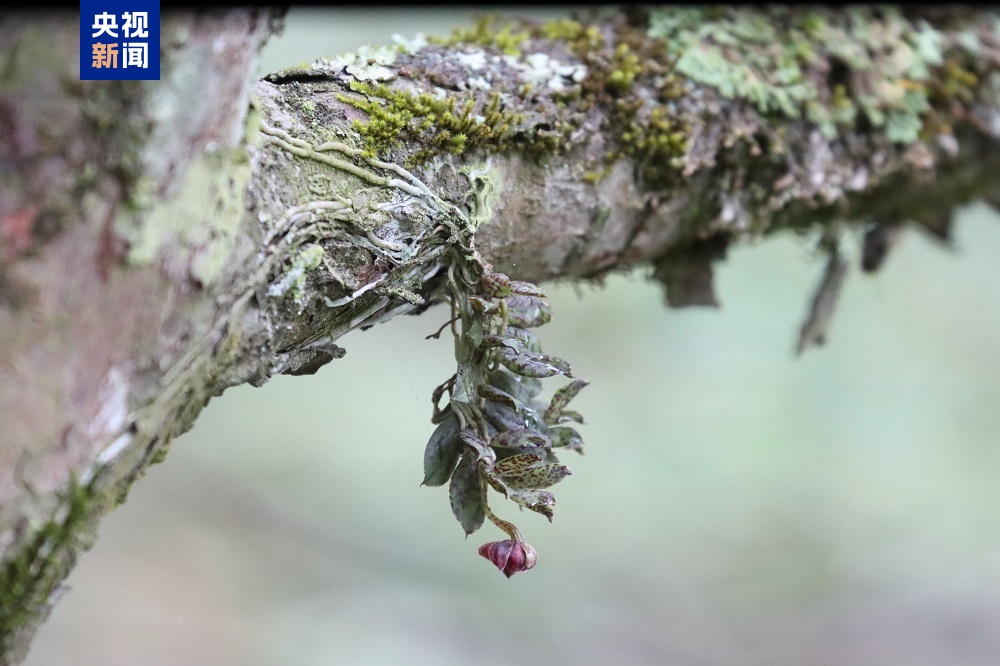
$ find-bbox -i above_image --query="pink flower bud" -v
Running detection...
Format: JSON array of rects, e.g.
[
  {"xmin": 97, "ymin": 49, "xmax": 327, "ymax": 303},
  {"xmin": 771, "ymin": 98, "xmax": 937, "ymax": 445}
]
[{"xmin": 478, "ymin": 539, "xmax": 538, "ymax": 578}]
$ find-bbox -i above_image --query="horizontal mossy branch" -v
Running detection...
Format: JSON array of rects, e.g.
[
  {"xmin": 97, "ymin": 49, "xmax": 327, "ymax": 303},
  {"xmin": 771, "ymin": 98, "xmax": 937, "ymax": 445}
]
[
  {"xmin": 253, "ymin": 6, "xmax": 1000, "ymax": 354},
  {"xmin": 4, "ymin": 6, "xmax": 1000, "ymax": 663}
]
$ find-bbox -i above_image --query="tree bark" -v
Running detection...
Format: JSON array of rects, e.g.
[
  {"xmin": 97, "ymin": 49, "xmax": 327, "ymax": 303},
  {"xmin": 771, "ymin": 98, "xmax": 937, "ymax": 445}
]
[{"xmin": 3, "ymin": 6, "xmax": 1000, "ymax": 662}]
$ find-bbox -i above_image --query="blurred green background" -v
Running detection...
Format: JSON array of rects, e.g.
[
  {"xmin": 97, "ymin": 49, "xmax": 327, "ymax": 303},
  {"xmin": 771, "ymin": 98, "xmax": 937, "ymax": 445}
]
[{"xmin": 26, "ymin": 9, "xmax": 1000, "ymax": 666}]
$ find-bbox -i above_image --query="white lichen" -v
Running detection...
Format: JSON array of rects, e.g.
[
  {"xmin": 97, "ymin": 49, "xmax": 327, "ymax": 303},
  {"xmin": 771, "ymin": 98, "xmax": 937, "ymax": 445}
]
[
  {"xmin": 456, "ymin": 50, "xmax": 488, "ymax": 70},
  {"xmin": 467, "ymin": 76, "xmax": 492, "ymax": 91},
  {"xmin": 344, "ymin": 63, "xmax": 396, "ymax": 82},
  {"xmin": 268, "ymin": 244, "xmax": 326, "ymax": 310},
  {"xmin": 313, "ymin": 44, "xmax": 398, "ymax": 82},
  {"xmin": 503, "ymin": 52, "xmax": 587, "ymax": 90},
  {"xmin": 391, "ymin": 32, "xmax": 428, "ymax": 54}
]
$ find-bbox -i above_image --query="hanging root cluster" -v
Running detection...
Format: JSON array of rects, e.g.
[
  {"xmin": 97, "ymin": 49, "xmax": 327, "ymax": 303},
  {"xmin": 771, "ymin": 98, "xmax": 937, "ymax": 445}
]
[
  {"xmin": 256, "ymin": 114, "xmax": 586, "ymax": 578},
  {"xmin": 422, "ymin": 253, "xmax": 587, "ymax": 578}
]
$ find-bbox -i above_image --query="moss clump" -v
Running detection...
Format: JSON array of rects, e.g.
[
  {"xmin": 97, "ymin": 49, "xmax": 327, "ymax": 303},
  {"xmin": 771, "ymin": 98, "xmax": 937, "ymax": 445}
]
[
  {"xmin": 431, "ymin": 15, "xmax": 529, "ymax": 56},
  {"xmin": 343, "ymin": 14, "xmax": 694, "ymax": 182},
  {"xmin": 0, "ymin": 478, "xmax": 96, "ymax": 643},
  {"xmin": 922, "ymin": 55, "xmax": 979, "ymax": 137},
  {"xmin": 936, "ymin": 58, "xmax": 978, "ymax": 105},
  {"xmin": 338, "ymin": 81, "xmax": 563, "ymax": 166},
  {"xmin": 539, "ymin": 18, "xmax": 602, "ymax": 51},
  {"xmin": 618, "ymin": 106, "xmax": 688, "ymax": 179},
  {"xmin": 539, "ymin": 17, "xmax": 690, "ymax": 187},
  {"xmin": 607, "ymin": 44, "xmax": 643, "ymax": 93}
]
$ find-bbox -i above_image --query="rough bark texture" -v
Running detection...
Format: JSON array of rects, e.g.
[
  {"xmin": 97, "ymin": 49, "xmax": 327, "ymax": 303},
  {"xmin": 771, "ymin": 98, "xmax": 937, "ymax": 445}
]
[
  {"xmin": 0, "ymin": 10, "xmax": 280, "ymax": 662},
  {"xmin": 3, "ymin": 7, "xmax": 1000, "ymax": 663}
]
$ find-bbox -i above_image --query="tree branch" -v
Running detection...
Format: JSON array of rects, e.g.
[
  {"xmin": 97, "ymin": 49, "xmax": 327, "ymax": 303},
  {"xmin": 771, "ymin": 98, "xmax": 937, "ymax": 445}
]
[{"xmin": 3, "ymin": 6, "xmax": 1000, "ymax": 661}]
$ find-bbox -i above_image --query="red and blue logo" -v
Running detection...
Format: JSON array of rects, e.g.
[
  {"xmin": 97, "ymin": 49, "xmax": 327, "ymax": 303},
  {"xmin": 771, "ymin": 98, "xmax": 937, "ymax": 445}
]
[{"xmin": 80, "ymin": 0, "xmax": 160, "ymax": 80}]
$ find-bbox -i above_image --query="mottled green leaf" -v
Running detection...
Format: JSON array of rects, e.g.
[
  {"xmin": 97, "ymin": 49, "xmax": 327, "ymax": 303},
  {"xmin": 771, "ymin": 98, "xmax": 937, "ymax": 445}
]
[
  {"xmin": 480, "ymin": 461, "xmax": 510, "ymax": 496},
  {"xmin": 510, "ymin": 489, "xmax": 556, "ymax": 521},
  {"xmin": 489, "ymin": 368, "xmax": 543, "ymax": 401},
  {"xmin": 506, "ymin": 327, "xmax": 542, "ymax": 354},
  {"xmin": 477, "ymin": 383, "xmax": 522, "ymax": 412},
  {"xmin": 556, "ymin": 409, "xmax": 585, "ymax": 425},
  {"xmin": 539, "ymin": 354, "xmax": 572, "ymax": 375},
  {"xmin": 509, "ymin": 280, "xmax": 546, "ymax": 297},
  {"xmin": 497, "ymin": 348, "xmax": 572, "ymax": 379},
  {"xmin": 494, "ymin": 452, "xmax": 544, "ymax": 477},
  {"xmin": 549, "ymin": 426, "xmax": 584, "ymax": 454},
  {"xmin": 543, "ymin": 379, "xmax": 589, "ymax": 424},
  {"xmin": 504, "ymin": 463, "xmax": 572, "ymax": 490},
  {"xmin": 505, "ymin": 295, "xmax": 552, "ymax": 328},
  {"xmin": 528, "ymin": 401, "xmax": 551, "ymax": 422},
  {"xmin": 422, "ymin": 411, "xmax": 461, "ymax": 486},
  {"xmin": 482, "ymin": 272, "xmax": 513, "ymax": 298},
  {"xmin": 482, "ymin": 400, "xmax": 525, "ymax": 433},
  {"xmin": 480, "ymin": 334, "xmax": 521, "ymax": 352},
  {"xmin": 469, "ymin": 296, "xmax": 499, "ymax": 315},
  {"xmin": 458, "ymin": 428, "xmax": 494, "ymax": 463},
  {"xmin": 449, "ymin": 452, "xmax": 485, "ymax": 535},
  {"xmin": 466, "ymin": 316, "xmax": 484, "ymax": 349},
  {"xmin": 490, "ymin": 426, "xmax": 551, "ymax": 451}
]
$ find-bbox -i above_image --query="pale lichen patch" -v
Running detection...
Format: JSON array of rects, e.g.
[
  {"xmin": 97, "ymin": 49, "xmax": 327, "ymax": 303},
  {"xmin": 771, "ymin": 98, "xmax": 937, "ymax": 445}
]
[
  {"xmin": 467, "ymin": 76, "xmax": 492, "ymax": 91},
  {"xmin": 391, "ymin": 32, "xmax": 428, "ymax": 55},
  {"xmin": 118, "ymin": 148, "xmax": 250, "ymax": 286},
  {"xmin": 647, "ymin": 7, "xmax": 948, "ymax": 144},
  {"xmin": 267, "ymin": 243, "xmax": 325, "ymax": 309},
  {"xmin": 312, "ymin": 44, "xmax": 398, "ymax": 83},
  {"xmin": 504, "ymin": 52, "xmax": 587, "ymax": 90},
  {"xmin": 460, "ymin": 158, "xmax": 504, "ymax": 232},
  {"xmin": 455, "ymin": 50, "xmax": 488, "ymax": 71}
]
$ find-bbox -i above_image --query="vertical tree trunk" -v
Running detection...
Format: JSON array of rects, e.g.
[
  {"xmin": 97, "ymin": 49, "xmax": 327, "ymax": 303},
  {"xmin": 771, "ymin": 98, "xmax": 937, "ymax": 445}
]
[{"xmin": 0, "ymin": 10, "xmax": 279, "ymax": 661}]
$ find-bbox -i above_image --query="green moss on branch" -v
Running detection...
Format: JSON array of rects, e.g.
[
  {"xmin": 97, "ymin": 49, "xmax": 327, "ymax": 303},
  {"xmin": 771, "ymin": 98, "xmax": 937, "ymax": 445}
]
[
  {"xmin": 337, "ymin": 81, "xmax": 563, "ymax": 166},
  {"xmin": 0, "ymin": 478, "xmax": 99, "ymax": 648}
]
